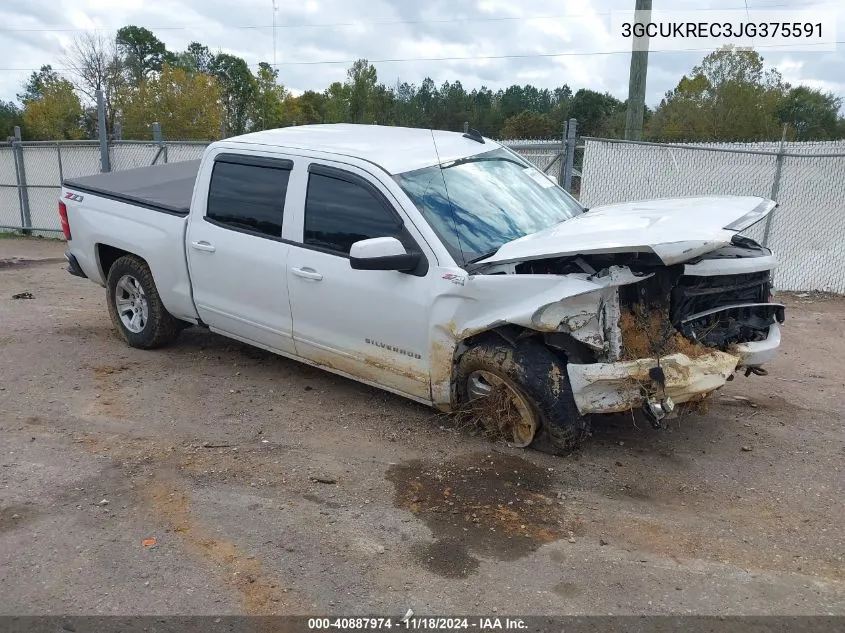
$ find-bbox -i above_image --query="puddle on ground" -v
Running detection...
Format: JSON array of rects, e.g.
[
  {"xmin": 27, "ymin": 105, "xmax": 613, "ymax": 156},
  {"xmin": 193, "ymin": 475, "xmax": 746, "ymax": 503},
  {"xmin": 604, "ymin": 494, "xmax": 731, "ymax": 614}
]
[{"xmin": 387, "ymin": 452, "xmax": 577, "ymax": 578}]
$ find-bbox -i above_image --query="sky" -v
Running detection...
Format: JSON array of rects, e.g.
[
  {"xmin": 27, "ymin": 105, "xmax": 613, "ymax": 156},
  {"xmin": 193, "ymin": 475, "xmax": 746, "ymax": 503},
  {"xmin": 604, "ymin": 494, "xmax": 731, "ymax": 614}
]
[{"xmin": 0, "ymin": 0, "xmax": 842, "ymax": 109}]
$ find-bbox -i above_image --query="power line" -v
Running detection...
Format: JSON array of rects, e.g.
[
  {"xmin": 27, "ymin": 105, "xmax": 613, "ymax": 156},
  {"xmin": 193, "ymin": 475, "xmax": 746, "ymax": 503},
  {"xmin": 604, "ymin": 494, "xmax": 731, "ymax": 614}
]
[
  {"xmin": 0, "ymin": 1, "xmax": 839, "ymax": 33},
  {"xmin": 0, "ymin": 39, "xmax": 841, "ymax": 73}
]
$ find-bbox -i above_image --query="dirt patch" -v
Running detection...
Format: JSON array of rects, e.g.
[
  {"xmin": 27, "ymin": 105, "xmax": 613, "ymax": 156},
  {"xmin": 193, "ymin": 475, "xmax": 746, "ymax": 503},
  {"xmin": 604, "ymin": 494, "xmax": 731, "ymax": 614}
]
[
  {"xmin": 142, "ymin": 476, "xmax": 300, "ymax": 614},
  {"xmin": 411, "ymin": 539, "xmax": 480, "ymax": 578},
  {"xmin": 387, "ymin": 452, "xmax": 579, "ymax": 576},
  {"xmin": 0, "ymin": 257, "xmax": 64, "ymax": 270},
  {"xmin": 2, "ymin": 238, "xmax": 844, "ymax": 615},
  {"xmin": 553, "ymin": 581, "xmax": 580, "ymax": 598},
  {"xmin": 620, "ymin": 306, "xmax": 709, "ymax": 360},
  {"xmin": 0, "ymin": 505, "xmax": 38, "ymax": 534},
  {"xmin": 178, "ymin": 445, "xmax": 286, "ymax": 488},
  {"xmin": 91, "ymin": 363, "xmax": 134, "ymax": 376}
]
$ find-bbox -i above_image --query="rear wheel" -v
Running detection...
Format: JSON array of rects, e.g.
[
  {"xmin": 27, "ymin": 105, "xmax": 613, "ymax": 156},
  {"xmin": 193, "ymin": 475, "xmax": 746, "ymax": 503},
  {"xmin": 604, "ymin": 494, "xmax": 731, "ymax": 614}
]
[
  {"xmin": 106, "ymin": 255, "xmax": 181, "ymax": 349},
  {"xmin": 455, "ymin": 337, "xmax": 590, "ymax": 455}
]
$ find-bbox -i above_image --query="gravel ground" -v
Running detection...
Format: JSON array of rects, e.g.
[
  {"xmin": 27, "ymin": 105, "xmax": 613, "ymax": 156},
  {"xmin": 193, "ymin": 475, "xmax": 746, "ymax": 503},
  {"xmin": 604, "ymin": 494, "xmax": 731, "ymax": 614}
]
[{"xmin": 0, "ymin": 237, "xmax": 843, "ymax": 616}]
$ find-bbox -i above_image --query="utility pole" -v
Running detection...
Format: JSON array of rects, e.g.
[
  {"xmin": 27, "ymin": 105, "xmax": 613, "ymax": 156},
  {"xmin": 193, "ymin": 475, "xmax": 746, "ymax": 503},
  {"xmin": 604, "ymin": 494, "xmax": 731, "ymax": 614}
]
[
  {"xmin": 272, "ymin": 0, "xmax": 277, "ymax": 69},
  {"xmin": 624, "ymin": 0, "xmax": 652, "ymax": 140}
]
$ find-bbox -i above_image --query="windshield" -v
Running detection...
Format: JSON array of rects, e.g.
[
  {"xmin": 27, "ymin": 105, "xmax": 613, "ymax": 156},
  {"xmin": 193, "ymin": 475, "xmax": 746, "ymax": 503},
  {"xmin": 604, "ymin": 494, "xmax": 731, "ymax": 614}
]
[{"xmin": 394, "ymin": 147, "xmax": 584, "ymax": 266}]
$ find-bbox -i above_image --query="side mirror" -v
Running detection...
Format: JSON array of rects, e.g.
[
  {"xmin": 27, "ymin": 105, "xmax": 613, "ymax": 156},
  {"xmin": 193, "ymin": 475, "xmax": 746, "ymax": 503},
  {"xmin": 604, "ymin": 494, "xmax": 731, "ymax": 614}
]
[{"xmin": 349, "ymin": 237, "xmax": 420, "ymax": 273}]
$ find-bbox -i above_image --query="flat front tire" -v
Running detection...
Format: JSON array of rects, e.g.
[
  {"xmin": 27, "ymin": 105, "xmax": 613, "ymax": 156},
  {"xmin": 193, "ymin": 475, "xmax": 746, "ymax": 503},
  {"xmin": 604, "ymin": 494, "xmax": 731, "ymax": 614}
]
[
  {"xmin": 106, "ymin": 255, "xmax": 181, "ymax": 349},
  {"xmin": 455, "ymin": 338, "xmax": 590, "ymax": 455}
]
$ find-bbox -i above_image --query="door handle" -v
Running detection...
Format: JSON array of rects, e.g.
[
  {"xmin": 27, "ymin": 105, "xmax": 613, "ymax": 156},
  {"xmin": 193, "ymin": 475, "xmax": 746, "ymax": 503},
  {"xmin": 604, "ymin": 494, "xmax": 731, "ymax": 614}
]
[
  {"xmin": 190, "ymin": 240, "xmax": 216, "ymax": 253},
  {"xmin": 291, "ymin": 267, "xmax": 323, "ymax": 281}
]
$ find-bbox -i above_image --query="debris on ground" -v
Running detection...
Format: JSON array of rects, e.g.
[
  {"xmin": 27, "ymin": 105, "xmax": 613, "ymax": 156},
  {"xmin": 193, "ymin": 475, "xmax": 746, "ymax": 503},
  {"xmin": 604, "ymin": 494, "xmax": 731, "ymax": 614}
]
[
  {"xmin": 11, "ymin": 292, "xmax": 34, "ymax": 300},
  {"xmin": 142, "ymin": 538, "xmax": 157, "ymax": 548},
  {"xmin": 741, "ymin": 446, "xmax": 753, "ymax": 452},
  {"xmin": 310, "ymin": 476, "xmax": 338, "ymax": 485}
]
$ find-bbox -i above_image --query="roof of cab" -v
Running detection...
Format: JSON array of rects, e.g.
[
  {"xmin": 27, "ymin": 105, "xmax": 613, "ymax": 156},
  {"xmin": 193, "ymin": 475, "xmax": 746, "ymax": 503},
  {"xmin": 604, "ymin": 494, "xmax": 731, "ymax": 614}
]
[{"xmin": 222, "ymin": 124, "xmax": 497, "ymax": 175}]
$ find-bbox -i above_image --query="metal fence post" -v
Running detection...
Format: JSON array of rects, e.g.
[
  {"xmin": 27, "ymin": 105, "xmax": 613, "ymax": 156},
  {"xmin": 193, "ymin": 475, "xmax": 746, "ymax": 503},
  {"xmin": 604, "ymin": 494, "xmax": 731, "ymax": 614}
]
[
  {"xmin": 97, "ymin": 89, "xmax": 110, "ymax": 172},
  {"xmin": 762, "ymin": 124, "xmax": 787, "ymax": 249},
  {"xmin": 562, "ymin": 118, "xmax": 577, "ymax": 192},
  {"xmin": 56, "ymin": 142, "xmax": 64, "ymax": 182},
  {"xmin": 151, "ymin": 122, "xmax": 168, "ymax": 164},
  {"xmin": 12, "ymin": 126, "xmax": 32, "ymax": 234}
]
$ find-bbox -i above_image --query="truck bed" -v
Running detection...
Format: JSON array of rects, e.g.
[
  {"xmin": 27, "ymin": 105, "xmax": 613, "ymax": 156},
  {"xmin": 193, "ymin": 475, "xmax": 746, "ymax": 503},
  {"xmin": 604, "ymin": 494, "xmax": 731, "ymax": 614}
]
[{"xmin": 63, "ymin": 160, "xmax": 201, "ymax": 216}]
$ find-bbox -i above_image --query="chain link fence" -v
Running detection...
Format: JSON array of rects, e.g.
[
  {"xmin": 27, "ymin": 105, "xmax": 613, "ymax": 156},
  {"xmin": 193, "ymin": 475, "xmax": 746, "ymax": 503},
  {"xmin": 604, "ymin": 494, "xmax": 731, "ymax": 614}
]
[
  {"xmin": 580, "ymin": 138, "xmax": 845, "ymax": 293},
  {"xmin": 5, "ymin": 129, "xmax": 841, "ymax": 292},
  {"xmin": 0, "ymin": 139, "xmax": 209, "ymax": 236},
  {"xmin": 0, "ymin": 131, "xmax": 577, "ymax": 238}
]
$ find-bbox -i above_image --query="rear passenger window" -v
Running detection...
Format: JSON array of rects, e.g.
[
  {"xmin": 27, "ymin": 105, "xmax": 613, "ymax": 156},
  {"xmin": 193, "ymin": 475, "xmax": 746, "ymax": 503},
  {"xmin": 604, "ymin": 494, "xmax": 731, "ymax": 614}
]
[
  {"xmin": 304, "ymin": 172, "xmax": 402, "ymax": 254},
  {"xmin": 207, "ymin": 160, "xmax": 290, "ymax": 238}
]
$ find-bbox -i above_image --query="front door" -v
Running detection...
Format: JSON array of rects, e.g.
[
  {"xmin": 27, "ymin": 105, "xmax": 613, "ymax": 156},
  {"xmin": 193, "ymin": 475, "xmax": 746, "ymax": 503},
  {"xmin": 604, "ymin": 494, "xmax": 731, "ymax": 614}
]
[
  {"xmin": 287, "ymin": 163, "xmax": 433, "ymax": 400},
  {"xmin": 186, "ymin": 154, "xmax": 296, "ymax": 354}
]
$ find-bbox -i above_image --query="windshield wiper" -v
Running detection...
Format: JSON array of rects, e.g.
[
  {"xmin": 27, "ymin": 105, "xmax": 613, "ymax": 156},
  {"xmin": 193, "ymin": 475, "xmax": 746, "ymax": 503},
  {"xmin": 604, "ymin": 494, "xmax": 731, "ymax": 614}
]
[
  {"xmin": 442, "ymin": 156, "xmax": 526, "ymax": 170},
  {"xmin": 465, "ymin": 248, "xmax": 500, "ymax": 265}
]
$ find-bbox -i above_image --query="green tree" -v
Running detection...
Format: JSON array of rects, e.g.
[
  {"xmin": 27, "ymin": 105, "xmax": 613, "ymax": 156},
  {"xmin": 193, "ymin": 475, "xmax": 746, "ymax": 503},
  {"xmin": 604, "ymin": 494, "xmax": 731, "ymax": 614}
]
[
  {"xmin": 120, "ymin": 64, "xmax": 221, "ymax": 140},
  {"xmin": 439, "ymin": 81, "xmax": 471, "ymax": 130},
  {"xmin": 777, "ymin": 87, "xmax": 842, "ymax": 140},
  {"xmin": 22, "ymin": 75, "xmax": 83, "ymax": 139},
  {"xmin": 500, "ymin": 111, "xmax": 558, "ymax": 139},
  {"xmin": 568, "ymin": 89, "xmax": 624, "ymax": 137},
  {"xmin": 0, "ymin": 101, "xmax": 22, "ymax": 138},
  {"xmin": 649, "ymin": 46, "xmax": 785, "ymax": 141},
  {"xmin": 116, "ymin": 26, "xmax": 170, "ymax": 85},
  {"xmin": 18, "ymin": 65, "xmax": 61, "ymax": 103},
  {"xmin": 323, "ymin": 81, "xmax": 350, "ymax": 123},
  {"xmin": 469, "ymin": 86, "xmax": 498, "ymax": 136},
  {"xmin": 369, "ymin": 84, "xmax": 396, "ymax": 125},
  {"xmin": 291, "ymin": 90, "xmax": 326, "ymax": 124},
  {"xmin": 251, "ymin": 62, "xmax": 287, "ymax": 130},
  {"xmin": 412, "ymin": 77, "xmax": 439, "ymax": 127},
  {"xmin": 174, "ymin": 42, "xmax": 214, "ymax": 75},
  {"xmin": 211, "ymin": 53, "xmax": 257, "ymax": 135},
  {"xmin": 346, "ymin": 59, "xmax": 378, "ymax": 123}
]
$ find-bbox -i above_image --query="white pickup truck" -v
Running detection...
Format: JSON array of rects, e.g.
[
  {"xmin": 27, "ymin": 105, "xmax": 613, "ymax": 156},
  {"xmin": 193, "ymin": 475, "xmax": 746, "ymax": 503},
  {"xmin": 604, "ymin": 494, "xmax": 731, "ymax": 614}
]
[{"xmin": 59, "ymin": 124, "xmax": 784, "ymax": 454}]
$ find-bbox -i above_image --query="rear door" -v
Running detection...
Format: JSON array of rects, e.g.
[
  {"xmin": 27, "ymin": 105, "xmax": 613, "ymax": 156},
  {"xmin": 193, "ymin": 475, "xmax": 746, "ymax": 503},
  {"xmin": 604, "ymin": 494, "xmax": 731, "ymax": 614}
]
[
  {"xmin": 285, "ymin": 161, "xmax": 434, "ymax": 401},
  {"xmin": 185, "ymin": 153, "xmax": 296, "ymax": 354}
]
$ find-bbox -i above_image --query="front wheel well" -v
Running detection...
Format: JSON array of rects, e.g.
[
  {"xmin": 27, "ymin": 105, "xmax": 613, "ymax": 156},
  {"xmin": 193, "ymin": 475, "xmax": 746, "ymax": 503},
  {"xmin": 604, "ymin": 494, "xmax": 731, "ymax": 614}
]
[
  {"xmin": 456, "ymin": 325, "xmax": 597, "ymax": 367},
  {"xmin": 454, "ymin": 335, "xmax": 590, "ymax": 454}
]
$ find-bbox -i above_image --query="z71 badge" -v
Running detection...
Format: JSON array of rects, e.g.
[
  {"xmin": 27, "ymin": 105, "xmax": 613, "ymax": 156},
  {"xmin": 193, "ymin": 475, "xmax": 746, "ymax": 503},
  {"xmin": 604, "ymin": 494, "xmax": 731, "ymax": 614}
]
[{"xmin": 63, "ymin": 192, "xmax": 84, "ymax": 202}]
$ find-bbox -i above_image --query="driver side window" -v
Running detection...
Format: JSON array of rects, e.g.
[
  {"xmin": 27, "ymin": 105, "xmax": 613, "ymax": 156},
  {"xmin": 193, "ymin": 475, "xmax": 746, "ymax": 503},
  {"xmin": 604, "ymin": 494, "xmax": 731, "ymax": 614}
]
[{"xmin": 304, "ymin": 170, "xmax": 403, "ymax": 255}]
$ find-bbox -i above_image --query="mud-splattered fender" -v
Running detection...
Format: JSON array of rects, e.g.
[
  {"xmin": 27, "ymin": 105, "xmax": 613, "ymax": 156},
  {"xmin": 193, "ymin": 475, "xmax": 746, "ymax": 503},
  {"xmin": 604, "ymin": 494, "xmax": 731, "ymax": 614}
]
[{"xmin": 427, "ymin": 267, "xmax": 648, "ymax": 408}]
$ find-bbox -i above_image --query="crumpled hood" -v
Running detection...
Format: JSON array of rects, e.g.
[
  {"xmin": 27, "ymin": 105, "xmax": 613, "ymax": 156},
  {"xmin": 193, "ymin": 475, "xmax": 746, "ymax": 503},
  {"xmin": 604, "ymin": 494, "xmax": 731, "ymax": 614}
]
[{"xmin": 479, "ymin": 195, "xmax": 777, "ymax": 267}]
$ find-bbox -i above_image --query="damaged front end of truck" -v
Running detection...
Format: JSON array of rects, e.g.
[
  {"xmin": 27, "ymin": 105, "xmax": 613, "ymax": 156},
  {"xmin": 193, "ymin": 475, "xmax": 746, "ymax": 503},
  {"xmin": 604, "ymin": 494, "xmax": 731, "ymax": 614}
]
[
  {"xmin": 431, "ymin": 197, "xmax": 784, "ymax": 439},
  {"xmin": 397, "ymin": 144, "xmax": 784, "ymax": 451},
  {"xmin": 514, "ymin": 239, "xmax": 784, "ymax": 426}
]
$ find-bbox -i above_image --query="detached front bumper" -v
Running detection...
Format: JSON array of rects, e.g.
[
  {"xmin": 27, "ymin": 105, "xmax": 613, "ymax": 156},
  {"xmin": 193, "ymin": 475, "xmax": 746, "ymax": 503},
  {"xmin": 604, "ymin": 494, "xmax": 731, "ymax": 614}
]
[{"xmin": 566, "ymin": 351, "xmax": 740, "ymax": 415}]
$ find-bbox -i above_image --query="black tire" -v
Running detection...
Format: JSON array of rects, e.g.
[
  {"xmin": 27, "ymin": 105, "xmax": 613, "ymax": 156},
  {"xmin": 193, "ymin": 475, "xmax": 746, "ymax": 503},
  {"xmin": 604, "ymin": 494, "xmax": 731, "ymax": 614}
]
[
  {"xmin": 455, "ymin": 337, "xmax": 590, "ymax": 455},
  {"xmin": 105, "ymin": 254, "xmax": 181, "ymax": 349}
]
